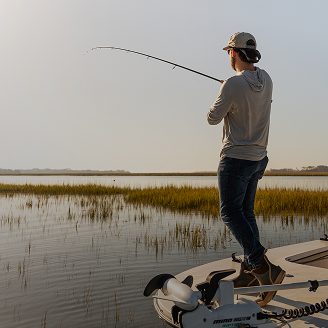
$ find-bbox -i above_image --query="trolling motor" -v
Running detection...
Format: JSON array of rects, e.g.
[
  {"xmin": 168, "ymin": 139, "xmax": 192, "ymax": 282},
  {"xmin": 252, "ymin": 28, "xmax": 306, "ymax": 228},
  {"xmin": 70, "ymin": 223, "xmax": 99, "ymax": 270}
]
[
  {"xmin": 144, "ymin": 269, "xmax": 276, "ymax": 328},
  {"xmin": 144, "ymin": 270, "xmax": 328, "ymax": 328}
]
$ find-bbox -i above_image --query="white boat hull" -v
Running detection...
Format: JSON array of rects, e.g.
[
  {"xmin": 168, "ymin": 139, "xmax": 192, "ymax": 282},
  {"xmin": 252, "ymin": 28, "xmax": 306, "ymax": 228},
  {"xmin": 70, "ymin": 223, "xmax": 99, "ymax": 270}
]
[{"xmin": 154, "ymin": 239, "xmax": 328, "ymax": 327}]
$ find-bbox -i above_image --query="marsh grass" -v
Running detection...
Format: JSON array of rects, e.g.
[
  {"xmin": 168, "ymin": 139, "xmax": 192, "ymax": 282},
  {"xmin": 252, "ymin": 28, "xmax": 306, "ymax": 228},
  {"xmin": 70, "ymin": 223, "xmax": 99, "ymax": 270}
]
[
  {"xmin": 255, "ymin": 187, "xmax": 328, "ymax": 217},
  {"xmin": 142, "ymin": 222, "xmax": 231, "ymax": 256},
  {"xmin": 0, "ymin": 183, "xmax": 129, "ymax": 196},
  {"xmin": 126, "ymin": 185, "xmax": 328, "ymax": 219},
  {"xmin": 0, "ymin": 183, "xmax": 327, "ymax": 218}
]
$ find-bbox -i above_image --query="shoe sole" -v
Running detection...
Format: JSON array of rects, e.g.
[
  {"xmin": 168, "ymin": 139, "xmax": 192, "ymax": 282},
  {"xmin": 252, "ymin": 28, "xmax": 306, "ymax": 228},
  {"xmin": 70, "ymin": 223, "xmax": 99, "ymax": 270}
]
[{"xmin": 256, "ymin": 269, "xmax": 286, "ymax": 307}]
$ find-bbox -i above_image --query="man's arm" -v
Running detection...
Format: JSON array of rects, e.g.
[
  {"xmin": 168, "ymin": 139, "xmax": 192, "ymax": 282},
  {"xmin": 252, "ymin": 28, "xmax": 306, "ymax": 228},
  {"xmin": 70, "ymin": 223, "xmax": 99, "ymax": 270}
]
[{"xmin": 207, "ymin": 81, "xmax": 233, "ymax": 125}]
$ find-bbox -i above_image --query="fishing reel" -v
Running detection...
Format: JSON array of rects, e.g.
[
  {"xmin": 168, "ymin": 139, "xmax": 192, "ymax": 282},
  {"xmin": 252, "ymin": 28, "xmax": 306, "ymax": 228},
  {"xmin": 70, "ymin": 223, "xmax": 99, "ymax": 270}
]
[{"xmin": 144, "ymin": 270, "xmax": 277, "ymax": 328}]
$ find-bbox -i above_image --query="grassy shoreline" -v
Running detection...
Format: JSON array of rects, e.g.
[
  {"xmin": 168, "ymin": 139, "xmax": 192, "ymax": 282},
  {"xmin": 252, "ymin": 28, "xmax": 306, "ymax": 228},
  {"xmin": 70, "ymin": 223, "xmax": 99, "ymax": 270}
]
[{"xmin": 0, "ymin": 183, "xmax": 327, "ymax": 218}]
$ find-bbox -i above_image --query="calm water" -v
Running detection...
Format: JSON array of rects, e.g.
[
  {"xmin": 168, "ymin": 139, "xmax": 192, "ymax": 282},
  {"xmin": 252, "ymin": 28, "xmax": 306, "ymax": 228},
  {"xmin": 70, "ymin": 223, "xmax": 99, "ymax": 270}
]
[
  {"xmin": 0, "ymin": 177, "xmax": 327, "ymax": 327},
  {"xmin": 0, "ymin": 175, "xmax": 328, "ymax": 189}
]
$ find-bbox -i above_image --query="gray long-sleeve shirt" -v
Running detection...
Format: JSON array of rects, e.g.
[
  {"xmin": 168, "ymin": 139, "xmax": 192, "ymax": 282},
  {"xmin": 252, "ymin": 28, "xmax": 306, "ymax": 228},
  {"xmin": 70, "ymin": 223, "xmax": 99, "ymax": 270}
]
[{"xmin": 207, "ymin": 67, "xmax": 273, "ymax": 161}]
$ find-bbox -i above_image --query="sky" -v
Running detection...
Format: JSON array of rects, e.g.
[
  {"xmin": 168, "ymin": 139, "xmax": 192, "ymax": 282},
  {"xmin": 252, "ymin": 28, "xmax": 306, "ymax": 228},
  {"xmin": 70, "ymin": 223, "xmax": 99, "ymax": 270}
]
[{"xmin": 0, "ymin": 0, "xmax": 327, "ymax": 173}]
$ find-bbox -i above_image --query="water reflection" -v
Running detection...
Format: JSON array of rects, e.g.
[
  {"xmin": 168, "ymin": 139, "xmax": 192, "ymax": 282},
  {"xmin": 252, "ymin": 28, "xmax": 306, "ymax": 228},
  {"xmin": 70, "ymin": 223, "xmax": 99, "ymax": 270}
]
[{"xmin": 0, "ymin": 194, "xmax": 327, "ymax": 327}]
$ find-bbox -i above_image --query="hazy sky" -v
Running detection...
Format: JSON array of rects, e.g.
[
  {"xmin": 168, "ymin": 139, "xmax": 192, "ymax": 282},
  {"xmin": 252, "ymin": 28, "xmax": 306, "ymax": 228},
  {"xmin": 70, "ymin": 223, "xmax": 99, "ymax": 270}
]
[{"xmin": 1, "ymin": 0, "xmax": 327, "ymax": 172}]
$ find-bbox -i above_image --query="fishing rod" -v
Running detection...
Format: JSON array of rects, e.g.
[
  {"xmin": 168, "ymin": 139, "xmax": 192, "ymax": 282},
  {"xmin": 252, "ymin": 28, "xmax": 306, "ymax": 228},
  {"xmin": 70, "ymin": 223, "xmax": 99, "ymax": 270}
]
[{"xmin": 83, "ymin": 47, "xmax": 224, "ymax": 83}]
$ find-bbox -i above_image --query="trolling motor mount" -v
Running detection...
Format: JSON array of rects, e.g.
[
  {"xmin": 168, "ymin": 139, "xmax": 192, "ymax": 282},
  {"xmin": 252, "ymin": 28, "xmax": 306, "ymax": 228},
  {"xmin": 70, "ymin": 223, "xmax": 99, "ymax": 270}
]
[{"xmin": 195, "ymin": 269, "xmax": 236, "ymax": 305}]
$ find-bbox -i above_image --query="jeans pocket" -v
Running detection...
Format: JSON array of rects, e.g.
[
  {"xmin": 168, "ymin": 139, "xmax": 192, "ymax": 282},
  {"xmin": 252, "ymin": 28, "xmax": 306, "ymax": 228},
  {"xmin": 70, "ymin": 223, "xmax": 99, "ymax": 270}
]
[
  {"xmin": 255, "ymin": 156, "xmax": 269, "ymax": 180},
  {"xmin": 218, "ymin": 157, "xmax": 240, "ymax": 175}
]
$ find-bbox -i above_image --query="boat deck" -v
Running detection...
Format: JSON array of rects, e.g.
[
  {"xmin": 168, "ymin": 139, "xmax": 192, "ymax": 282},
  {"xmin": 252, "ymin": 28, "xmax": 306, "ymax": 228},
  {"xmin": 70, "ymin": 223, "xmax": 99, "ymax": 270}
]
[{"xmin": 156, "ymin": 239, "xmax": 328, "ymax": 327}]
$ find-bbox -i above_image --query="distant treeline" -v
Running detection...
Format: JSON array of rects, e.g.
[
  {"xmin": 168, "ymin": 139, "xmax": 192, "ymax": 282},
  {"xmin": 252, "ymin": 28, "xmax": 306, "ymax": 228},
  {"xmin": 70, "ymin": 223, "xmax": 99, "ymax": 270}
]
[
  {"xmin": 0, "ymin": 168, "xmax": 130, "ymax": 175},
  {"xmin": 1, "ymin": 165, "xmax": 327, "ymax": 176},
  {"xmin": 268, "ymin": 165, "xmax": 328, "ymax": 173}
]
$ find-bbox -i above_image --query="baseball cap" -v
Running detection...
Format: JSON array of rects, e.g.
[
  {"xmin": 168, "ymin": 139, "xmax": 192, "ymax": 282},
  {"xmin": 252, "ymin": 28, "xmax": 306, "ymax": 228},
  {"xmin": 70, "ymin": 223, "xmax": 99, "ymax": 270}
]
[{"xmin": 223, "ymin": 32, "xmax": 257, "ymax": 50}]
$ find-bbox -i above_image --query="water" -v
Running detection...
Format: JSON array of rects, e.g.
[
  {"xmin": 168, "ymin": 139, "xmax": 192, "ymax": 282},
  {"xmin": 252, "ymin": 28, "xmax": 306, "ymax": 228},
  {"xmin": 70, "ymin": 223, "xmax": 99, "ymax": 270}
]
[
  {"xmin": 0, "ymin": 175, "xmax": 328, "ymax": 189},
  {"xmin": 0, "ymin": 177, "xmax": 327, "ymax": 327}
]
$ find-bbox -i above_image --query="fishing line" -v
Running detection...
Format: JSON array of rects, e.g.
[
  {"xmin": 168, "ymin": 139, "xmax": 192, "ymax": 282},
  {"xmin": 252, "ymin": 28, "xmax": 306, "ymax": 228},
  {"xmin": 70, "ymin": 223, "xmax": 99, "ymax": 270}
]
[{"xmin": 83, "ymin": 47, "xmax": 224, "ymax": 84}]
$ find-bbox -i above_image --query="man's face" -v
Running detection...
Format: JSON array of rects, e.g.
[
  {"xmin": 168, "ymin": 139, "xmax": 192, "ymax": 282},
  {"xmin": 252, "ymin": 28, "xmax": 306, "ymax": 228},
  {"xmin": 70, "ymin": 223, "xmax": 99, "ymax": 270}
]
[{"xmin": 229, "ymin": 49, "xmax": 236, "ymax": 71}]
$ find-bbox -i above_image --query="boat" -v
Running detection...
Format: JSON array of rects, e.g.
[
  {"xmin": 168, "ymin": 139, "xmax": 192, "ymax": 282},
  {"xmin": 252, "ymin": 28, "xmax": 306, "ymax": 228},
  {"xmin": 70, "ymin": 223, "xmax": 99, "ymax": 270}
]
[{"xmin": 144, "ymin": 237, "xmax": 328, "ymax": 327}]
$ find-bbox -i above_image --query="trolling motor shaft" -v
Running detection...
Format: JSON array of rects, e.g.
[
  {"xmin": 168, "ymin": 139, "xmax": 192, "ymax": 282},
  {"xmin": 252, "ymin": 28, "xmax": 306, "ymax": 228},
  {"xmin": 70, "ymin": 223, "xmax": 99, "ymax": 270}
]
[{"xmin": 234, "ymin": 279, "xmax": 328, "ymax": 295}]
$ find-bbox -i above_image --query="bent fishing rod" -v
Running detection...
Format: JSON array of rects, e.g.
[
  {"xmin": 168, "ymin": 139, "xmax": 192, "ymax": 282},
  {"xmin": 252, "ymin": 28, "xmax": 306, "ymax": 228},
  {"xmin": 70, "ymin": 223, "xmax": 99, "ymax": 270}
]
[{"xmin": 84, "ymin": 47, "xmax": 224, "ymax": 84}]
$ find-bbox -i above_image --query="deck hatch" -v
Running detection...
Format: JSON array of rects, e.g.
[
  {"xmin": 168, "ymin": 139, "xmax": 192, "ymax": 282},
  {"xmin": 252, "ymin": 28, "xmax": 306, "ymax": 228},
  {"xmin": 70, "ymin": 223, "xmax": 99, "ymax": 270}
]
[{"xmin": 286, "ymin": 246, "xmax": 328, "ymax": 269}]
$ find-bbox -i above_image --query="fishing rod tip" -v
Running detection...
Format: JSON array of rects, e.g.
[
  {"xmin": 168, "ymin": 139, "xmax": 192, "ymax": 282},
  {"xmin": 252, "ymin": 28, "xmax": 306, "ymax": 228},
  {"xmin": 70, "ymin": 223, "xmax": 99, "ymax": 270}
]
[
  {"xmin": 83, "ymin": 49, "xmax": 91, "ymax": 56},
  {"xmin": 83, "ymin": 47, "xmax": 99, "ymax": 56}
]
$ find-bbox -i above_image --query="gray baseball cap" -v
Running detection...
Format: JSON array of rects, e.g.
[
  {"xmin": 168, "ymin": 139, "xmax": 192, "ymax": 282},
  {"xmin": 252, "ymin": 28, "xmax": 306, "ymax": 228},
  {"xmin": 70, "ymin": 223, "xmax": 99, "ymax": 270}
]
[{"xmin": 223, "ymin": 32, "xmax": 257, "ymax": 50}]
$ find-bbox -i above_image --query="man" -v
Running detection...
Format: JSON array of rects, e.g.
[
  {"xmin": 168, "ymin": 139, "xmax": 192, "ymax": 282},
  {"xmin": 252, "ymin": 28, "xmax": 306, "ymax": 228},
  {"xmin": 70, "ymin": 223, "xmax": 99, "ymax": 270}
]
[{"xmin": 207, "ymin": 32, "xmax": 285, "ymax": 307}]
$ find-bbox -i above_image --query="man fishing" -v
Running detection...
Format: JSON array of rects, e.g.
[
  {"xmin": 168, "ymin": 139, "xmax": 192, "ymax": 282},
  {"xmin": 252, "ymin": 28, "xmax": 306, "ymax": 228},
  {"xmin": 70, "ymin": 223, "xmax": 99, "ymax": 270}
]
[{"xmin": 207, "ymin": 32, "xmax": 285, "ymax": 307}]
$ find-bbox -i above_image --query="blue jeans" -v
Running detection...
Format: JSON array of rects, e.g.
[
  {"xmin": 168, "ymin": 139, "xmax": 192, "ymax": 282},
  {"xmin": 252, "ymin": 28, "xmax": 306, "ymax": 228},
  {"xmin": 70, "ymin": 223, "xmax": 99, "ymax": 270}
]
[{"xmin": 218, "ymin": 156, "xmax": 268, "ymax": 269}]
